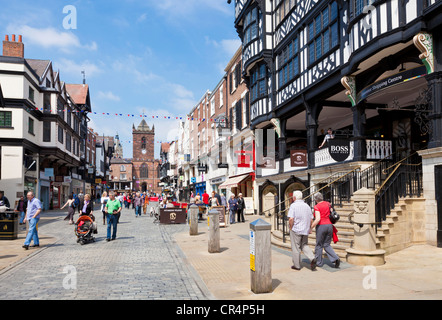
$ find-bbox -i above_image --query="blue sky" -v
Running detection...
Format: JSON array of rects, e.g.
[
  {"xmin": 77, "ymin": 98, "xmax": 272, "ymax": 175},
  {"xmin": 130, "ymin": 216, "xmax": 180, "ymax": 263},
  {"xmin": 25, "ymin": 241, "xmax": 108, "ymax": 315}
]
[{"xmin": 0, "ymin": 0, "xmax": 240, "ymax": 158}]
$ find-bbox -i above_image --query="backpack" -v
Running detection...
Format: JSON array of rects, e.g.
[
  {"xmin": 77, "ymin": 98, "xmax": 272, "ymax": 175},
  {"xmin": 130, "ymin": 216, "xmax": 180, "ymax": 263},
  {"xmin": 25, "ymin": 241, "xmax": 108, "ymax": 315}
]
[{"xmin": 73, "ymin": 197, "xmax": 80, "ymax": 208}]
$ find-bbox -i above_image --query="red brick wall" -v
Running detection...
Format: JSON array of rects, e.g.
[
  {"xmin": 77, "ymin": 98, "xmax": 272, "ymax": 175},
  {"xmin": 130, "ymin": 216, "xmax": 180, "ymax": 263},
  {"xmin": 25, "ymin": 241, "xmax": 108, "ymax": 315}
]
[{"xmin": 3, "ymin": 35, "xmax": 24, "ymax": 58}]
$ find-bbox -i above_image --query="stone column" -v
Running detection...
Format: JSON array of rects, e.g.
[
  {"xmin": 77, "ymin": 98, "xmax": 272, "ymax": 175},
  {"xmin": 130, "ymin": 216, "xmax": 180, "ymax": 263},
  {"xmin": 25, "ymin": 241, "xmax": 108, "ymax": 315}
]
[
  {"xmin": 250, "ymin": 218, "xmax": 272, "ymax": 294},
  {"xmin": 346, "ymin": 187, "xmax": 386, "ymax": 266},
  {"xmin": 208, "ymin": 209, "xmax": 220, "ymax": 253},
  {"xmin": 188, "ymin": 204, "xmax": 199, "ymax": 236}
]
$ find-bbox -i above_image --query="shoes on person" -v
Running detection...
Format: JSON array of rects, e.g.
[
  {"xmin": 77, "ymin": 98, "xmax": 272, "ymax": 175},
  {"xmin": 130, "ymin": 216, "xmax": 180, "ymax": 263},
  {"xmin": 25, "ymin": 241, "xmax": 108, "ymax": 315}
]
[
  {"xmin": 106, "ymin": 238, "xmax": 110, "ymax": 242},
  {"xmin": 291, "ymin": 266, "xmax": 301, "ymax": 271},
  {"xmin": 22, "ymin": 245, "xmax": 29, "ymax": 250},
  {"xmin": 334, "ymin": 259, "xmax": 341, "ymax": 268},
  {"xmin": 30, "ymin": 244, "xmax": 40, "ymax": 248},
  {"xmin": 311, "ymin": 259, "xmax": 317, "ymax": 271}
]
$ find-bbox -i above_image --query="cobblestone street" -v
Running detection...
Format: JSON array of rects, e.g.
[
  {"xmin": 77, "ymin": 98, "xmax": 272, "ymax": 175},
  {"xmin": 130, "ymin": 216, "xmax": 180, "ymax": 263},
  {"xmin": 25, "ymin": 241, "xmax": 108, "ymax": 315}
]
[{"xmin": 0, "ymin": 206, "xmax": 210, "ymax": 300}]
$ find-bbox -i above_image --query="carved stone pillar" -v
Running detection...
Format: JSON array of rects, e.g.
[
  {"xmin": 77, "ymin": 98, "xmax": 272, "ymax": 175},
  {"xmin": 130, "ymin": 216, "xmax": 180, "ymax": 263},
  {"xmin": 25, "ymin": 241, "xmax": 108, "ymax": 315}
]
[{"xmin": 346, "ymin": 187, "xmax": 386, "ymax": 266}]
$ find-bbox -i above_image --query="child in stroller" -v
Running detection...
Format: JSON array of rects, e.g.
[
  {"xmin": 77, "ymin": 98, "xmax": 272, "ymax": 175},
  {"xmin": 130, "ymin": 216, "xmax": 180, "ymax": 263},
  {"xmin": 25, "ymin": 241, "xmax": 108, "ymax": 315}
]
[{"xmin": 75, "ymin": 214, "xmax": 96, "ymax": 245}]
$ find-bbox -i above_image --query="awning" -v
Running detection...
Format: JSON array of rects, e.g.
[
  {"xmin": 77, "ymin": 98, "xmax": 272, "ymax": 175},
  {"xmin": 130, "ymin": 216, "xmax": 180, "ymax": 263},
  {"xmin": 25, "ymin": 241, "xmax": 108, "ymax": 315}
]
[{"xmin": 219, "ymin": 173, "xmax": 251, "ymax": 189}]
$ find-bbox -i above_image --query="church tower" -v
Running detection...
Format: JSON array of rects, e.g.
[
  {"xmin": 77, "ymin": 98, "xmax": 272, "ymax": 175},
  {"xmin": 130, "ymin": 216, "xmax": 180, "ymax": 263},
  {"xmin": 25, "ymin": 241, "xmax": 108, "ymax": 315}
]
[{"xmin": 132, "ymin": 120, "xmax": 160, "ymax": 193}]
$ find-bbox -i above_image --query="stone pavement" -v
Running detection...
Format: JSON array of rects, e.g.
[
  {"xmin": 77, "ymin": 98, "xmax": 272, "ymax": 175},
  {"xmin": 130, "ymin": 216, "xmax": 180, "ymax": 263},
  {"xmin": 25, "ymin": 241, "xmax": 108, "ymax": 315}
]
[
  {"xmin": 1, "ymin": 207, "xmax": 442, "ymax": 300},
  {"xmin": 174, "ymin": 214, "xmax": 442, "ymax": 300},
  {"xmin": 0, "ymin": 205, "xmax": 211, "ymax": 300}
]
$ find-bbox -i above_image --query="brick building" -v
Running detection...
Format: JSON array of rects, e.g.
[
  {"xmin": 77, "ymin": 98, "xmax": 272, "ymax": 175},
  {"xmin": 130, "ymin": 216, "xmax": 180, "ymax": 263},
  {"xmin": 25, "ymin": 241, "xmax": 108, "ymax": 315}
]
[{"xmin": 132, "ymin": 119, "xmax": 161, "ymax": 194}]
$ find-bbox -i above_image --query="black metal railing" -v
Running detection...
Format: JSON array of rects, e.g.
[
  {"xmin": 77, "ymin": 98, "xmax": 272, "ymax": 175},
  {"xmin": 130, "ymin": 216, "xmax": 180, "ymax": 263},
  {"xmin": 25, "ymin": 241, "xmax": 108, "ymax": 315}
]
[
  {"xmin": 264, "ymin": 151, "xmax": 422, "ymax": 243},
  {"xmin": 375, "ymin": 154, "xmax": 423, "ymax": 226}
]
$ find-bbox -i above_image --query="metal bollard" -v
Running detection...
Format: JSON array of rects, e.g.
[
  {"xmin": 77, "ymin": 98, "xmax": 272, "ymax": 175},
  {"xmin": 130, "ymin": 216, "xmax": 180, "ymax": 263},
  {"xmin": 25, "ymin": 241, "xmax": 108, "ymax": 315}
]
[
  {"xmin": 250, "ymin": 218, "xmax": 272, "ymax": 294},
  {"xmin": 208, "ymin": 209, "xmax": 220, "ymax": 253},
  {"xmin": 188, "ymin": 204, "xmax": 199, "ymax": 236}
]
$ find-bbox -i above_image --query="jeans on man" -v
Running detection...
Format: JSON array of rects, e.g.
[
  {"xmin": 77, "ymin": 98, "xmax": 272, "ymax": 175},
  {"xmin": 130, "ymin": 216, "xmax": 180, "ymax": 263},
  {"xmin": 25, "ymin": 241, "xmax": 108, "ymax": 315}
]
[
  {"xmin": 135, "ymin": 205, "xmax": 141, "ymax": 216},
  {"xmin": 19, "ymin": 211, "xmax": 25, "ymax": 224},
  {"xmin": 24, "ymin": 217, "xmax": 40, "ymax": 246},
  {"xmin": 229, "ymin": 209, "xmax": 236, "ymax": 224},
  {"xmin": 106, "ymin": 214, "xmax": 118, "ymax": 240}
]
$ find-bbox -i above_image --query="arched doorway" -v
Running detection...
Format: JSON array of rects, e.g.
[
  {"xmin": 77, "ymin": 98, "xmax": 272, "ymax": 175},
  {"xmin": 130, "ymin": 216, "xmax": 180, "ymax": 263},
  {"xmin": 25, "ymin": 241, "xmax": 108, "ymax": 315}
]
[
  {"xmin": 281, "ymin": 176, "xmax": 307, "ymax": 210},
  {"xmin": 261, "ymin": 184, "xmax": 278, "ymax": 217}
]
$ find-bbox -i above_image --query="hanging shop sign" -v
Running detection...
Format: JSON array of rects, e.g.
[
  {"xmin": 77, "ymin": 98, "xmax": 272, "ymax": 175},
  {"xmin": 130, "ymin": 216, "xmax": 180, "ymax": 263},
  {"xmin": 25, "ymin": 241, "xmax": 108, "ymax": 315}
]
[
  {"xmin": 328, "ymin": 139, "xmax": 351, "ymax": 162},
  {"xmin": 290, "ymin": 150, "xmax": 307, "ymax": 167}
]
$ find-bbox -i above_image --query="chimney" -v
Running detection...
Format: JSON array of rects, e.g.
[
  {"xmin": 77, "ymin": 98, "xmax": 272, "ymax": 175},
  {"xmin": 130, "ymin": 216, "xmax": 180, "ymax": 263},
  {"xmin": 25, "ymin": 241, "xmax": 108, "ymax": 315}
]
[{"xmin": 3, "ymin": 34, "xmax": 24, "ymax": 58}]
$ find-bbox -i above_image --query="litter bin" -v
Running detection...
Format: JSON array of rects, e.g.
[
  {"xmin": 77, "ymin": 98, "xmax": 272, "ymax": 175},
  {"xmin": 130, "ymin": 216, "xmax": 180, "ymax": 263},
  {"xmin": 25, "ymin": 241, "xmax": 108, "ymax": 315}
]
[{"xmin": 0, "ymin": 210, "xmax": 19, "ymax": 240}]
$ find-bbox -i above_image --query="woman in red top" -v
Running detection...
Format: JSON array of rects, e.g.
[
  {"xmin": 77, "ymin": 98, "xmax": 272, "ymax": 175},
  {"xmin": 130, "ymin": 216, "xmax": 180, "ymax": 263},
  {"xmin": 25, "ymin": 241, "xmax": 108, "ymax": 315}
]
[{"xmin": 312, "ymin": 193, "xmax": 340, "ymax": 268}]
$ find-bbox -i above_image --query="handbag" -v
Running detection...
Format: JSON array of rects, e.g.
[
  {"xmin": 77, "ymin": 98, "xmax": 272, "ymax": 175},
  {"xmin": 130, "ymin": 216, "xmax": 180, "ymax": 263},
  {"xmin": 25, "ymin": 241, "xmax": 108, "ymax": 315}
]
[{"xmin": 329, "ymin": 203, "xmax": 340, "ymax": 224}]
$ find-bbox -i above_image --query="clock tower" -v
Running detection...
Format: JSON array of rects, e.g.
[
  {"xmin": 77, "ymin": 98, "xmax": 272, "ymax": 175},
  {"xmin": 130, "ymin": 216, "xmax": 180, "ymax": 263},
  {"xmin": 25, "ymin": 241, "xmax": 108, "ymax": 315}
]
[{"xmin": 132, "ymin": 120, "xmax": 160, "ymax": 193}]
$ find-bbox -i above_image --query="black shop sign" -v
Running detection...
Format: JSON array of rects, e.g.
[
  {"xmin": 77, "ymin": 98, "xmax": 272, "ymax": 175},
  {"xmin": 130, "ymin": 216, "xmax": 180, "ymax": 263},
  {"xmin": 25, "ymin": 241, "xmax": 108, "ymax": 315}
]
[{"xmin": 328, "ymin": 139, "xmax": 350, "ymax": 162}]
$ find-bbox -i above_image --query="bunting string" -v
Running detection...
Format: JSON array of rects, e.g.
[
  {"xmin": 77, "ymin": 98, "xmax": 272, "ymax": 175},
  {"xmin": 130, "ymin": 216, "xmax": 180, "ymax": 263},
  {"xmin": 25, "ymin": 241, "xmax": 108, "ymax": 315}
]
[{"xmin": 32, "ymin": 107, "xmax": 226, "ymax": 123}]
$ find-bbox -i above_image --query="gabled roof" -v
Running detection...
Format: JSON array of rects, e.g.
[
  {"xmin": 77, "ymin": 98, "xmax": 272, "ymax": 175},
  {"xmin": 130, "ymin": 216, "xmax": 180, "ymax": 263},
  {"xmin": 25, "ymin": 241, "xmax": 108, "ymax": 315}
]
[
  {"xmin": 65, "ymin": 83, "xmax": 91, "ymax": 111},
  {"xmin": 65, "ymin": 84, "xmax": 89, "ymax": 104},
  {"xmin": 26, "ymin": 59, "xmax": 51, "ymax": 79}
]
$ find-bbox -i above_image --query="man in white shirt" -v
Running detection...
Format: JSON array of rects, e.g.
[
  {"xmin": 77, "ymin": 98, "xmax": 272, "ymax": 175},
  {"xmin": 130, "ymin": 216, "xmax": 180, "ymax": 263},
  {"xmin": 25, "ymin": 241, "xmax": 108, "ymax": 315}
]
[
  {"xmin": 319, "ymin": 128, "xmax": 335, "ymax": 148},
  {"xmin": 288, "ymin": 190, "xmax": 316, "ymax": 271}
]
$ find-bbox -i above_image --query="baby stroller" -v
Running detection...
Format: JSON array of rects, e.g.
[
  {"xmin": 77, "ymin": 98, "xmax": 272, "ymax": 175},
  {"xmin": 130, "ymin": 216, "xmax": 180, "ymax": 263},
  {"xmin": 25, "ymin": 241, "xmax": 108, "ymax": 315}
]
[{"xmin": 75, "ymin": 215, "xmax": 95, "ymax": 245}]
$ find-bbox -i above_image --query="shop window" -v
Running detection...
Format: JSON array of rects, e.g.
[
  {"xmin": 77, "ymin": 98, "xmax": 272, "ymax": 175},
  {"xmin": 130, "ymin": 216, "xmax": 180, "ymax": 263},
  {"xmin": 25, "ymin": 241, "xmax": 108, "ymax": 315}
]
[
  {"xmin": 278, "ymin": 37, "xmax": 299, "ymax": 88},
  {"xmin": 308, "ymin": 1, "xmax": 339, "ymax": 64},
  {"xmin": 250, "ymin": 63, "xmax": 267, "ymax": 102}
]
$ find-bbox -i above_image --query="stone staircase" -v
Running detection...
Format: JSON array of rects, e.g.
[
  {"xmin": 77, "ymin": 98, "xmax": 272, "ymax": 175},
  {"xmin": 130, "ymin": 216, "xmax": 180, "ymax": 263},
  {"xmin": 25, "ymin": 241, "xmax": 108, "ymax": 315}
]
[
  {"xmin": 269, "ymin": 196, "xmax": 426, "ymax": 260},
  {"xmin": 269, "ymin": 202, "xmax": 355, "ymax": 259}
]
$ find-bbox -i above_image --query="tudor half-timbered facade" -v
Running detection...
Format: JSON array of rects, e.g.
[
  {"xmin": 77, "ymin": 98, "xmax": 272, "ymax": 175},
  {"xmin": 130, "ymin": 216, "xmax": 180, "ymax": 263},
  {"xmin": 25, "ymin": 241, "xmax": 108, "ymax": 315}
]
[{"xmin": 230, "ymin": 0, "xmax": 442, "ymax": 248}]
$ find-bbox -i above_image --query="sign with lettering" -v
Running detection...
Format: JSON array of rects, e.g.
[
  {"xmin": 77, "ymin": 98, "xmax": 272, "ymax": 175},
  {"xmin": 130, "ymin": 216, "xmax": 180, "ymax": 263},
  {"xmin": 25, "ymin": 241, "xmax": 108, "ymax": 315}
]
[
  {"xmin": 210, "ymin": 206, "xmax": 226, "ymax": 227},
  {"xmin": 290, "ymin": 149, "xmax": 307, "ymax": 167},
  {"xmin": 250, "ymin": 230, "xmax": 255, "ymax": 271},
  {"xmin": 358, "ymin": 65, "xmax": 427, "ymax": 102},
  {"xmin": 159, "ymin": 208, "xmax": 187, "ymax": 224},
  {"xmin": 328, "ymin": 139, "xmax": 351, "ymax": 162}
]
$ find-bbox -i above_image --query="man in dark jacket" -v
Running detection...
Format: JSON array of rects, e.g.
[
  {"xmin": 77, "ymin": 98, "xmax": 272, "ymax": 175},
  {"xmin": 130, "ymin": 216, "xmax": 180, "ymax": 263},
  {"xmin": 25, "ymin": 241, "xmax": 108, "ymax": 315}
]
[{"xmin": 236, "ymin": 193, "xmax": 246, "ymax": 223}]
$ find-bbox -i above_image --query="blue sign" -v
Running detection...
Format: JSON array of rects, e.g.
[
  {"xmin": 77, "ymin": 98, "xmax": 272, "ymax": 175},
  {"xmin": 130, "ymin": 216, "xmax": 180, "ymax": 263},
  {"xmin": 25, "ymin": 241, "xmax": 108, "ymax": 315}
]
[{"xmin": 191, "ymin": 177, "xmax": 196, "ymax": 183}]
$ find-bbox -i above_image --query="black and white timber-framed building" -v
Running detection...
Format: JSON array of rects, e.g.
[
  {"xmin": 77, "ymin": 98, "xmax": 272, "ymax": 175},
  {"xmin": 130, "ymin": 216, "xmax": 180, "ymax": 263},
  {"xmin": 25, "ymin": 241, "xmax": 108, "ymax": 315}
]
[{"xmin": 229, "ymin": 0, "xmax": 442, "ymax": 248}]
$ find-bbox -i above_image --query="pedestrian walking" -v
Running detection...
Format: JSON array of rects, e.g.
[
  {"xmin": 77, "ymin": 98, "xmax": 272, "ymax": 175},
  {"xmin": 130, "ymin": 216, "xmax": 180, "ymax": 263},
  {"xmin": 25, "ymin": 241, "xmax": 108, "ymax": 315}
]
[
  {"xmin": 134, "ymin": 192, "xmax": 142, "ymax": 217},
  {"xmin": 237, "ymin": 193, "xmax": 245, "ymax": 223},
  {"xmin": 312, "ymin": 193, "xmax": 340, "ymax": 268},
  {"xmin": 77, "ymin": 190, "xmax": 85, "ymax": 214},
  {"xmin": 100, "ymin": 192, "xmax": 109, "ymax": 225},
  {"xmin": 15, "ymin": 195, "xmax": 27, "ymax": 225},
  {"xmin": 143, "ymin": 192, "xmax": 148, "ymax": 215},
  {"xmin": 61, "ymin": 195, "xmax": 76, "ymax": 224},
  {"xmin": 288, "ymin": 190, "xmax": 316, "ymax": 271},
  {"xmin": 220, "ymin": 192, "xmax": 227, "ymax": 208},
  {"xmin": 105, "ymin": 191, "xmax": 122, "ymax": 241},
  {"xmin": 22, "ymin": 191, "xmax": 41, "ymax": 250},
  {"xmin": 228, "ymin": 194, "xmax": 237, "ymax": 224},
  {"xmin": 80, "ymin": 194, "xmax": 97, "ymax": 233},
  {"xmin": 210, "ymin": 191, "xmax": 219, "ymax": 208}
]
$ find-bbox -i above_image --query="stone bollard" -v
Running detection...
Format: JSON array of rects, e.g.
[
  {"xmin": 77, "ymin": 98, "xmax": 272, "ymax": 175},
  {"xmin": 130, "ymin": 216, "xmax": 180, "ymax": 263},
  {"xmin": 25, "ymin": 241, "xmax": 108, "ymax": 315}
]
[
  {"xmin": 250, "ymin": 218, "xmax": 272, "ymax": 294},
  {"xmin": 346, "ymin": 187, "xmax": 386, "ymax": 266},
  {"xmin": 188, "ymin": 204, "xmax": 199, "ymax": 236},
  {"xmin": 208, "ymin": 209, "xmax": 220, "ymax": 253}
]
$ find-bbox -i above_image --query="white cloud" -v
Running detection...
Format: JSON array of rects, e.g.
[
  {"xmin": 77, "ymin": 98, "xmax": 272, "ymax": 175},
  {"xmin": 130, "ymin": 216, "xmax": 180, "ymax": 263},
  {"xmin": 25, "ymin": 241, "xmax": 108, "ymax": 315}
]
[
  {"xmin": 97, "ymin": 91, "xmax": 121, "ymax": 101},
  {"xmin": 6, "ymin": 24, "xmax": 97, "ymax": 53},
  {"xmin": 206, "ymin": 37, "xmax": 241, "ymax": 57},
  {"xmin": 54, "ymin": 58, "xmax": 102, "ymax": 78}
]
